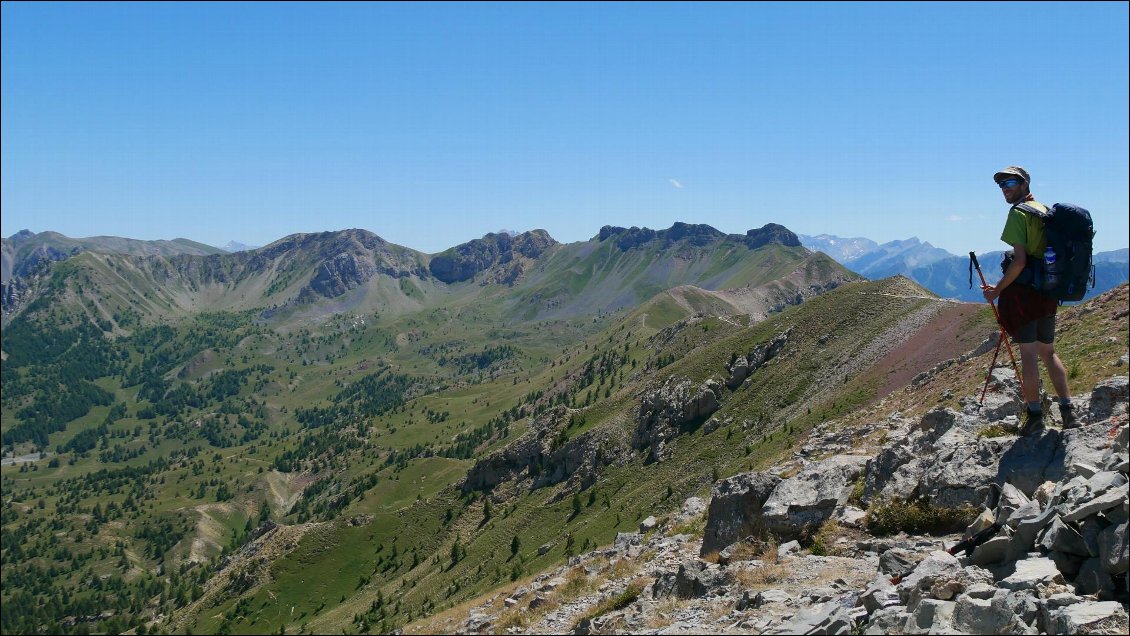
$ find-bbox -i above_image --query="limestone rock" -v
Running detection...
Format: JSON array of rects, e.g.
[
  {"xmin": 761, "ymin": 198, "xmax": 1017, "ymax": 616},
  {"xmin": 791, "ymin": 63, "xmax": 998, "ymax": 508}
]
[
  {"xmin": 1046, "ymin": 600, "xmax": 1128, "ymax": 635},
  {"xmin": 761, "ymin": 454, "xmax": 869, "ymax": 537},
  {"xmin": 1098, "ymin": 521, "xmax": 1128, "ymax": 575},
  {"xmin": 634, "ymin": 376, "xmax": 724, "ymax": 462},
  {"xmin": 1088, "ymin": 376, "xmax": 1129, "ymax": 421},
  {"xmin": 998, "ymin": 557, "xmax": 1065, "ymax": 591},
  {"xmin": 700, "ymin": 471, "xmax": 781, "ymax": 556}
]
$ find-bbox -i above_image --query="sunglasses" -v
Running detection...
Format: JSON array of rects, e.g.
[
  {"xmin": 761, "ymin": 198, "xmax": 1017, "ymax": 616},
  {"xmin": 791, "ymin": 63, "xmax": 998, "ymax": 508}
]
[{"xmin": 998, "ymin": 178, "xmax": 1022, "ymax": 189}]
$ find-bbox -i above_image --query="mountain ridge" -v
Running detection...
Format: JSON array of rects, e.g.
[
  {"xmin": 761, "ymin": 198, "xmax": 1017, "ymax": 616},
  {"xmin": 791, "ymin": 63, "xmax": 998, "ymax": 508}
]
[
  {"xmin": 4, "ymin": 217, "xmax": 1125, "ymax": 635},
  {"xmin": 1, "ymin": 222, "xmax": 828, "ymax": 329}
]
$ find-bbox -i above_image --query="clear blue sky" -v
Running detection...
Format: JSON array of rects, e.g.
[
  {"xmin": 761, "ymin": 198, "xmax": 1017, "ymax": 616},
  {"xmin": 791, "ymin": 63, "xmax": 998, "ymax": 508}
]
[{"xmin": 3, "ymin": 2, "xmax": 1128, "ymax": 255}]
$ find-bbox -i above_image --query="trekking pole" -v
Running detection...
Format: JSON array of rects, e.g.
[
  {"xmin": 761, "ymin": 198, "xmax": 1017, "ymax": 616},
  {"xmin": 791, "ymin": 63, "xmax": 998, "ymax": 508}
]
[{"xmin": 969, "ymin": 252, "xmax": 1025, "ymax": 403}]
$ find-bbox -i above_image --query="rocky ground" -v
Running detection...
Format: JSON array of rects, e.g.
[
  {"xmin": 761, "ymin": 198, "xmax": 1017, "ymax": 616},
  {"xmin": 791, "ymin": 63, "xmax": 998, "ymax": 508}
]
[{"xmin": 411, "ymin": 368, "xmax": 1130, "ymax": 635}]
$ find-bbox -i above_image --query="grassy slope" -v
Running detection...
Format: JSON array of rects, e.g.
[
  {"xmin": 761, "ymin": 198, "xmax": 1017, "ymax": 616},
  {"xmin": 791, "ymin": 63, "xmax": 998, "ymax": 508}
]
[
  {"xmin": 7, "ymin": 233, "xmax": 1113, "ymax": 635},
  {"xmin": 196, "ymin": 278, "xmax": 1003, "ymax": 634}
]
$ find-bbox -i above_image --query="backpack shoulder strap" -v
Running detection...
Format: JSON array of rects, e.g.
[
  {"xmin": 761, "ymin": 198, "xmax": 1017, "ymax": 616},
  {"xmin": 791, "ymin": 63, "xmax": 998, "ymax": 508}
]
[{"xmin": 1013, "ymin": 202, "xmax": 1050, "ymax": 218}]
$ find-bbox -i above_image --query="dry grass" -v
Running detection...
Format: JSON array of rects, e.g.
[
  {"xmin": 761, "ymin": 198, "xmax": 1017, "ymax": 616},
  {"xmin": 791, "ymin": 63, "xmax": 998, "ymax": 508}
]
[
  {"xmin": 494, "ymin": 607, "xmax": 528, "ymax": 632},
  {"xmin": 572, "ymin": 577, "xmax": 648, "ymax": 630},
  {"xmin": 492, "ymin": 594, "xmax": 562, "ymax": 635},
  {"xmin": 733, "ymin": 561, "xmax": 790, "ymax": 589},
  {"xmin": 608, "ymin": 556, "xmax": 641, "ymax": 581},
  {"xmin": 670, "ymin": 509, "xmax": 708, "ymax": 537},
  {"xmin": 559, "ymin": 564, "xmax": 593, "ymax": 600},
  {"xmin": 646, "ymin": 597, "xmax": 689, "ymax": 629},
  {"xmin": 707, "ymin": 599, "xmax": 732, "ymax": 621},
  {"xmin": 808, "ymin": 520, "xmax": 853, "ymax": 557},
  {"xmin": 736, "ymin": 537, "xmax": 779, "ymax": 564}
]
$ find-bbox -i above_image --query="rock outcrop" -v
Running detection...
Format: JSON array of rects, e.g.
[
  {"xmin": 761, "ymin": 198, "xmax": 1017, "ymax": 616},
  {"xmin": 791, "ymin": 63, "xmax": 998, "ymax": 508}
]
[
  {"xmin": 460, "ymin": 406, "xmax": 629, "ymax": 495},
  {"xmin": 633, "ymin": 376, "xmax": 723, "ymax": 463},
  {"xmin": 725, "ymin": 329, "xmax": 790, "ymax": 389},
  {"xmin": 428, "ymin": 230, "xmax": 556, "ymax": 284}
]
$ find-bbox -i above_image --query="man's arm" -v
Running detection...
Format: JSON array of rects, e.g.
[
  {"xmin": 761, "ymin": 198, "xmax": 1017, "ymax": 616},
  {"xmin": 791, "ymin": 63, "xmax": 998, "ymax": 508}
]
[{"xmin": 983, "ymin": 244, "xmax": 1027, "ymax": 302}]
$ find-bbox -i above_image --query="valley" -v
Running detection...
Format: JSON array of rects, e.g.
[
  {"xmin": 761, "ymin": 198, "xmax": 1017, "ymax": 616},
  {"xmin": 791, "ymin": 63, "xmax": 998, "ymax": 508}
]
[{"xmin": 2, "ymin": 223, "xmax": 1124, "ymax": 635}]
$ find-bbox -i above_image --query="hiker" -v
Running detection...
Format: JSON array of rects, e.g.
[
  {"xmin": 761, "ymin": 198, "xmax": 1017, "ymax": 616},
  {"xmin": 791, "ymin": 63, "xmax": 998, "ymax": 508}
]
[{"xmin": 980, "ymin": 166, "xmax": 1077, "ymax": 435}]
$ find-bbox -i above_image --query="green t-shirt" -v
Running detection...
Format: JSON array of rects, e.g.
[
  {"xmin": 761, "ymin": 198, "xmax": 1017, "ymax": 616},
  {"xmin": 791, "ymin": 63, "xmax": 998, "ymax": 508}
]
[{"xmin": 1000, "ymin": 201, "xmax": 1048, "ymax": 257}]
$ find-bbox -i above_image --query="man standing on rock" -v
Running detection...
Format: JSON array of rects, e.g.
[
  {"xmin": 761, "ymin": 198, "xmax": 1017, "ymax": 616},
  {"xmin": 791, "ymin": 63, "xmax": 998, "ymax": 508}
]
[{"xmin": 980, "ymin": 165, "xmax": 1077, "ymax": 435}]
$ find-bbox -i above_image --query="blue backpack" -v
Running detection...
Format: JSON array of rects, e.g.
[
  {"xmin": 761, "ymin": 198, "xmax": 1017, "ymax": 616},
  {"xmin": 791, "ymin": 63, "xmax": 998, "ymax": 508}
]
[{"xmin": 1013, "ymin": 202, "xmax": 1096, "ymax": 302}]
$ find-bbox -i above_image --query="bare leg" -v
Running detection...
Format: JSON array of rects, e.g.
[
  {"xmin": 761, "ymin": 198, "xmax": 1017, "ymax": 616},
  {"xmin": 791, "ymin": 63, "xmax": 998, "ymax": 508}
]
[
  {"xmin": 1037, "ymin": 342, "xmax": 1071, "ymax": 400},
  {"xmin": 1018, "ymin": 342, "xmax": 1042, "ymax": 404}
]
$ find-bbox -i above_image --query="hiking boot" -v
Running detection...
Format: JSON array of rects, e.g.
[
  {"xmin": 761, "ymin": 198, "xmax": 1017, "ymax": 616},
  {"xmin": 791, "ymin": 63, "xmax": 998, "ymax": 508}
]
[
  {"xmin": 1060, "ymin": 403, "xmax": 1079, "ymax": 430},
  {"xmin": 1018, "ymin": 410, "xmax": 1045, "ymax": 436}
]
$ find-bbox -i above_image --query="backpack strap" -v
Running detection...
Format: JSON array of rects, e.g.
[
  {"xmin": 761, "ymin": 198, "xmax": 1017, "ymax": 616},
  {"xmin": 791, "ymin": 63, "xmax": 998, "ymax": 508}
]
[{"xmin": 1013, "ymin": 202, "xmax": 1050, "ymax": 219}]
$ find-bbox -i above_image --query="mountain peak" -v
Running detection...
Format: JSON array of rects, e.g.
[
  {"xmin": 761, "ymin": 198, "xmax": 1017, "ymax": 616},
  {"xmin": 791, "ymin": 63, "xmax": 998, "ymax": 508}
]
[
  {"xmin": 428, "ymin": 230, "xmax": 558, "ymax": 284},
  {"xmin": 221, "ymin": 240, "xmax": 260, "ymax": 253},
  {"xmin": 597, "ymin": 222, "xmax": 800, "ymax": 251},
  {"xmin": 745, "ymin": 223, "xmax": 801, "ymax": 248}
]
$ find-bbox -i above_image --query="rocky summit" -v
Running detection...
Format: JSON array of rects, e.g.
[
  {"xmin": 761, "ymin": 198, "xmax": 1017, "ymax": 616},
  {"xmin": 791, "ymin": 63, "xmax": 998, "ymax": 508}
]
[{"xmin": 413, "ymin": 371, "xmax": 1129, "ymax": 635}]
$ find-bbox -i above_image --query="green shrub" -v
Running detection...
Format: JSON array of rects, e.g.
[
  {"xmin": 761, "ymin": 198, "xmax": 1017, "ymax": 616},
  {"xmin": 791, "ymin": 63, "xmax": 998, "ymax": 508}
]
[
  {"xmin": 866, "ymin": 499, "xmax": 978, "ymax": 536},
  {"xmin": 977, "ymin": 424, "xmax": 1014, "ymax": 438},
  {"xmin": 573, "ymin": 579, "xmax": 645, "ymax": 629}
]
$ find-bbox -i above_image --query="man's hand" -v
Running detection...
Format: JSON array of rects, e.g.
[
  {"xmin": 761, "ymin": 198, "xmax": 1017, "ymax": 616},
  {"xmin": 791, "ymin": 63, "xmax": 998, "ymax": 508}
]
[{"xmin": 982, "ymin": 284, "xmax": 1000, "ymax": 303}]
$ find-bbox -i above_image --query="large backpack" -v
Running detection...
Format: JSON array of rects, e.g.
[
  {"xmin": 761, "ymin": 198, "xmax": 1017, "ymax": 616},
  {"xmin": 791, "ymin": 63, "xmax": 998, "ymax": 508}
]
[{"xmin": 1015, "ymin": 202, "xmax": 1096, "ymax": 302}]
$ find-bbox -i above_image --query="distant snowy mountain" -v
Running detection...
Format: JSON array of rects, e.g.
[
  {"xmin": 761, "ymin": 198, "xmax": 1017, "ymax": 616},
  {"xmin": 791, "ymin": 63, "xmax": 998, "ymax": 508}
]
[
  {"xmin": 797, "ymin": 234, "xmax": 877, "ymax": 262},
  {"xmin": 800, "ymin": 234, "xmax": 1129, "ymax": 302},
  {"xmin": 221, "ymin": 241, "xmax": 260, "ymax": 252}
]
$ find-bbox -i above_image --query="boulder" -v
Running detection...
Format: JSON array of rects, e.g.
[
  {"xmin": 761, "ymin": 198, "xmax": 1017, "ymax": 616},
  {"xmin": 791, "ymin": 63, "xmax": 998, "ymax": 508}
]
[
  {"xmin": 614, "ymin": 533, "xmax": 640, "ymax": 549},
  {"xmin": 951, "ymin": 595, "xmax": 1014, "ymax": 635},
  {"xmin": 1074, "ymin": 557, "xmax": 1117, "ymax": 599},
  {"xmin": 879, "ymin": 548, "xmax": 923, "ymax": 578},
  {"xmin": 725, "ymin": 330, "xmax": 789, "ymax": 389},
  {"xmin": 895, "ymin": 550, "xmax": 962, "ymax": 609},
  {"xmin": 1063, "ymin": 489, "xmax": 1126, "ymax": 522},
  {"xmin": 1046, "ymin": 600, "xmax": 1128, "ymax": 635},
  {"xmin": 777, "ymin": 540, "xmax": 802, "ymax": 558},
  {"xmin": 652, "ymin": 559, "xmax": 731, "ymax": 599},
  {"xmin": 996, "ymin": 427, "xmax": 1065, "ymax": 496},
  {"xmin": 1098, "ymin": 520, "xmax": 1128, "ymax": 575},
  {"xmin": 992, "ymin": 589, "xmax": 1040, "ymax": 632},
  {"xmin": 639, "ymin": 516, "xmax": 658, "ymax": 533},
  {"xmin": 1062, "ymin": 425, "xmax": 1126, "ymax": 486},
  {"xmin": 863, "ymin": 606, "xmax": 912, "ymax": 635},
  {"xmin": 905, "ymin": 598, "xmax": 956, "ymax": 633},
  {"xmin": 700, "ymin": 471, "xmax": 781, "ymax": 556},
  {"xmin": 765, "ymin": 601, "xmax": 853, "ymax": 635},
  {"xmin": 998, "ymin": 557, "xmax": 1065, "ymax": 591},
  {"xmin": 971, "ymin": 535, "xmax": 1011, "ymax": 567},
  {"xmin": 1038, "ymin": 516, "xmax": 1091, "ymax": 557},
  {"xmin": 1047, "ymin": 549, "xmax": 1086, "ymax": 578},
  {"xmin": 1088, "ymin": 376, "xmax": 1129, "ymax": 421},
  {"xmin": 1008, "ymin": 507, "xmax": 1059, "ymax": 561},
  {"xmin": 678, "ymin": 496, "xmax": 707, "ymax": 522},
  {"xmin": 761, "ymin": 455, "xmax": 869, "ymax": 536},
  {"xmin": 995, "ymin": 482, "xmax": 1032, "ymax": 526},
  {"xmin": 858, "ymin": 575, "xmax": 900, "ymax": 613}
]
